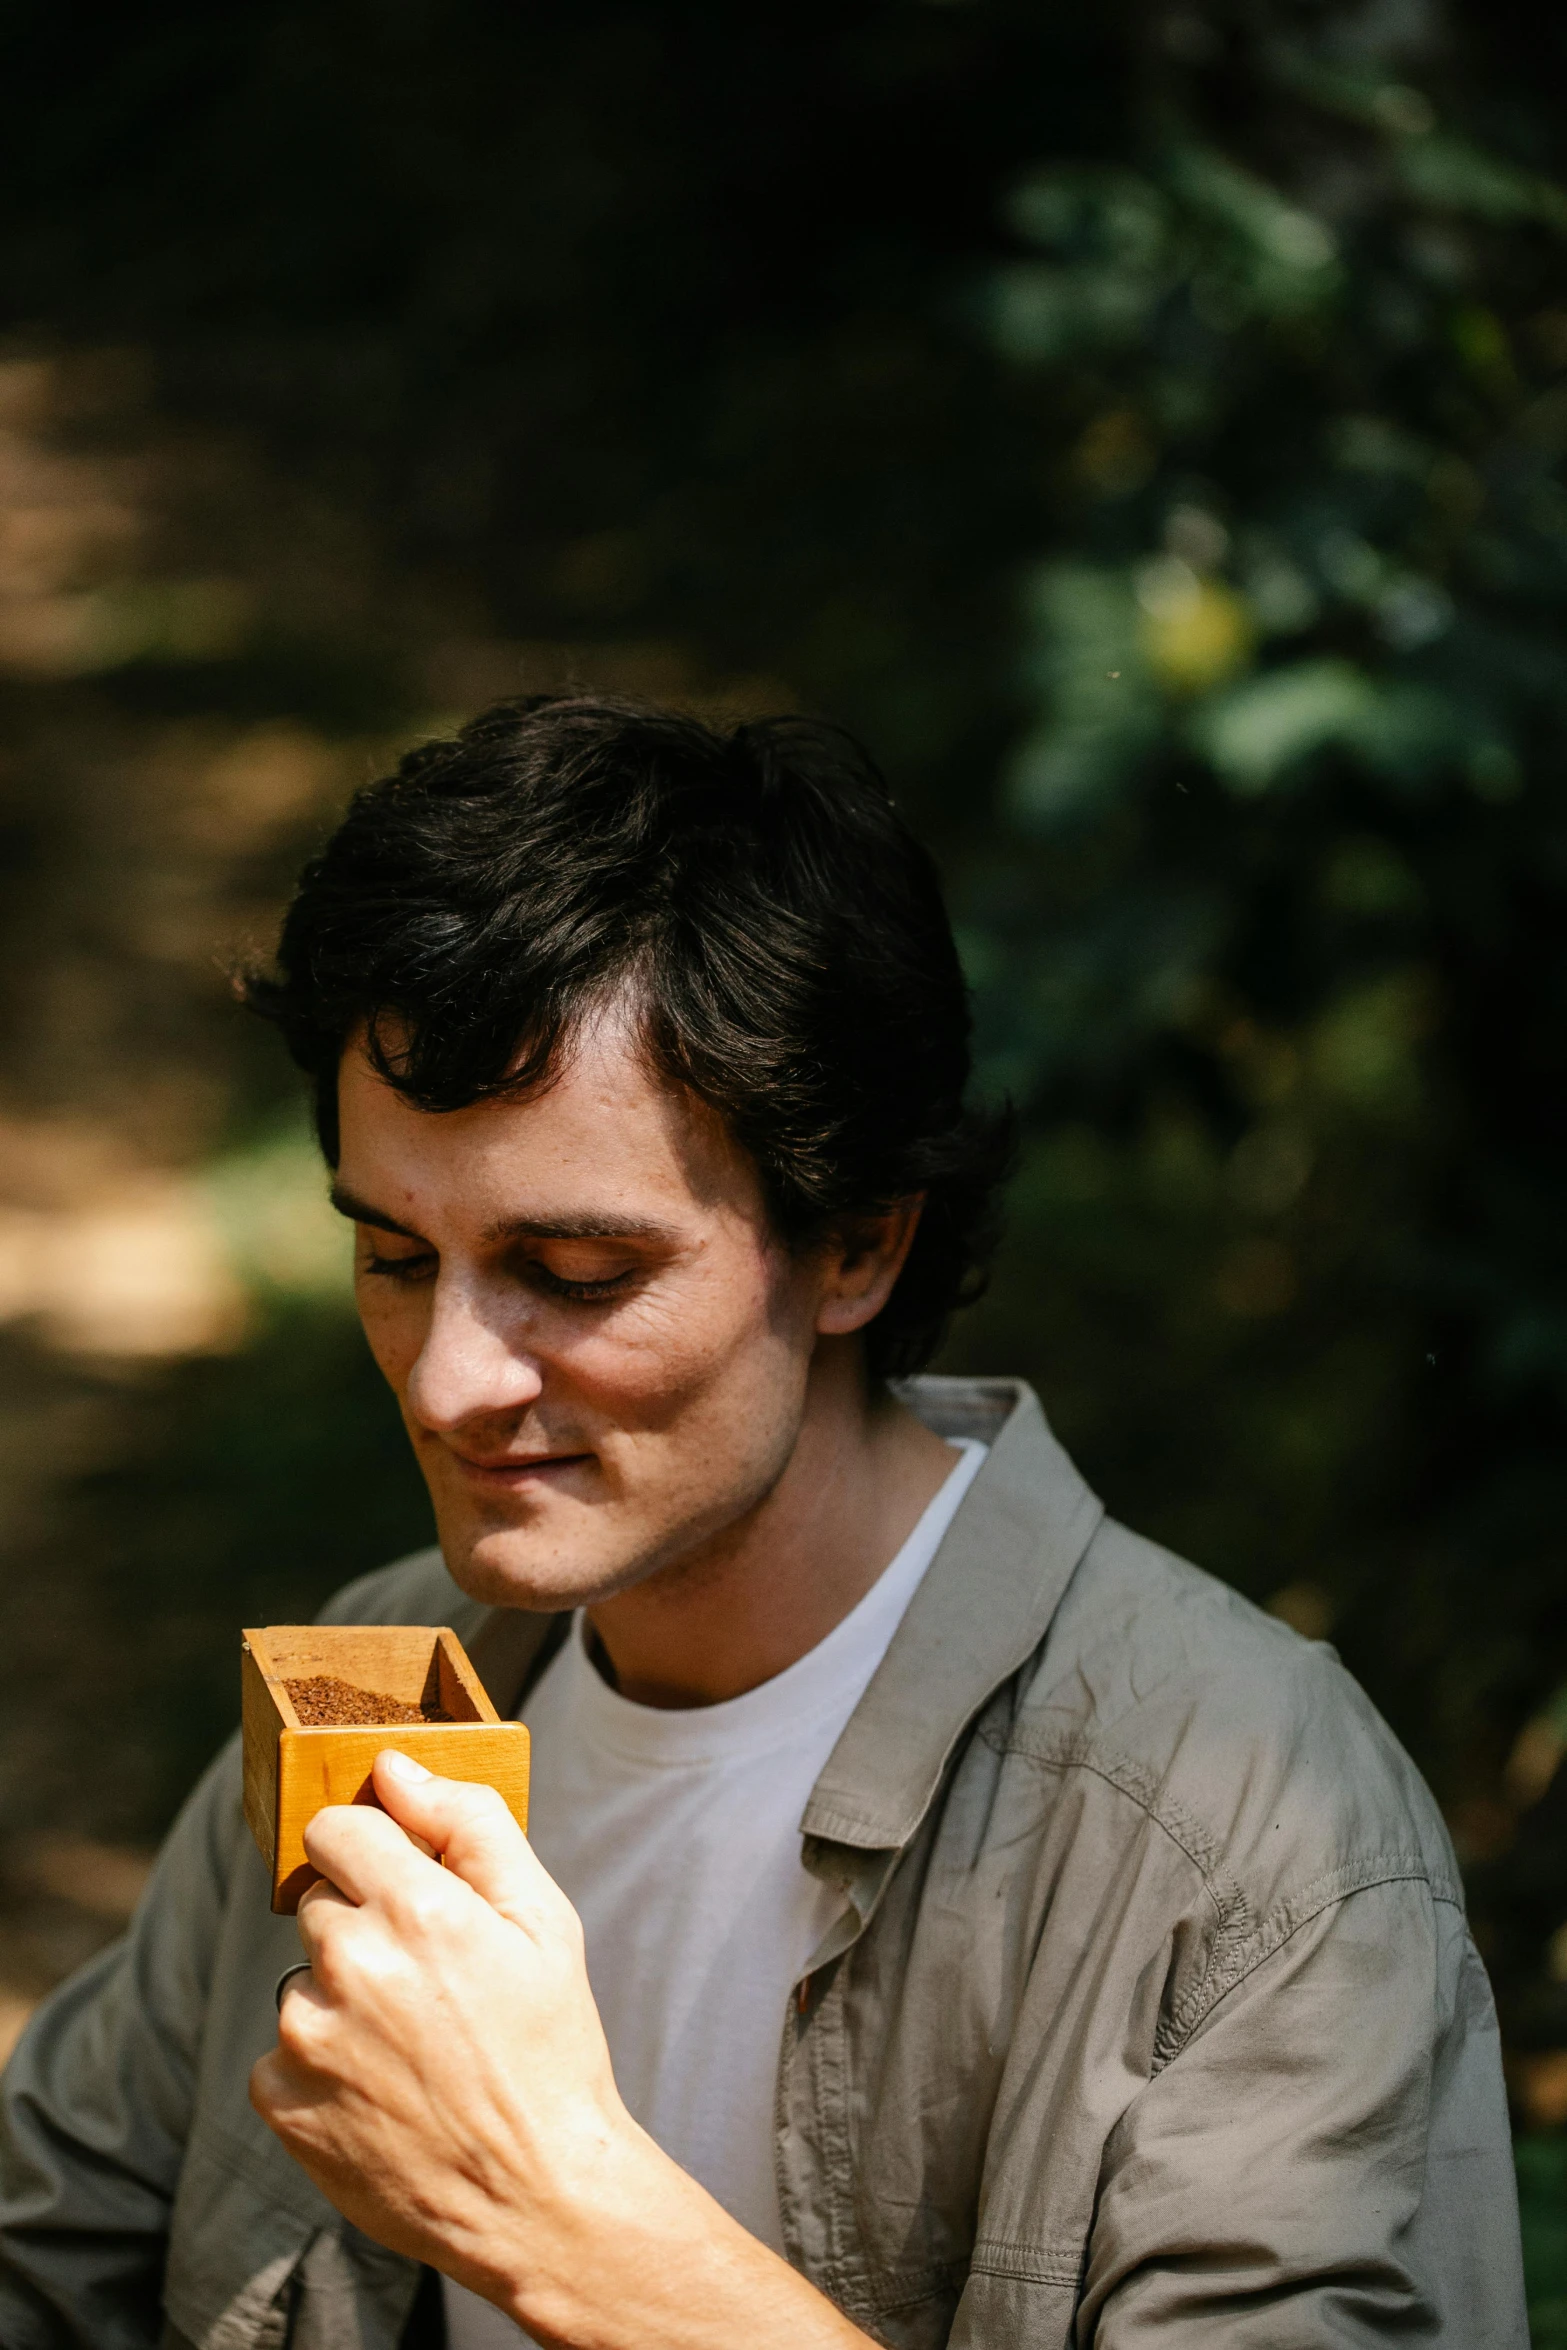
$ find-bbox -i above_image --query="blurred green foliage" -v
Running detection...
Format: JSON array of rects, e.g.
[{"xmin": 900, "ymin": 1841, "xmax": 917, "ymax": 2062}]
[
  {"xmin": 1521, "ymin": 2134, "xmax": 1567, "ymax": 2347},
  {"xmin": 3, "ymin": 0, "xmax": 1567, "ymax": 2285}
]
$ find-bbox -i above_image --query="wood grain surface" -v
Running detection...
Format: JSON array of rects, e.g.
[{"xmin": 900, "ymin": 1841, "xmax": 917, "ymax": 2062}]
[{"xmin": 242, "ymin": 1625, "xmax": 530, "ymax": 1913}]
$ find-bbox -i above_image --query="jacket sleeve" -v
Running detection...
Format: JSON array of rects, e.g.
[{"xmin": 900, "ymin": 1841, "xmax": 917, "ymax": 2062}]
[
  {"xmin": 0, "ymin": 1736, "xmax": 247, "ymax": 2350},
  {"xmin": 1077, "ymin": 1876, "xmax": 1527, "ymax": 2347}
]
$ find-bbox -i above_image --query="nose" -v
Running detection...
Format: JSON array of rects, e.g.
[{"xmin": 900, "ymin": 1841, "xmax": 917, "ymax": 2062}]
[{"xmin": 402, "ymin": 1269, "xmax": 544, "ymax": 1433}]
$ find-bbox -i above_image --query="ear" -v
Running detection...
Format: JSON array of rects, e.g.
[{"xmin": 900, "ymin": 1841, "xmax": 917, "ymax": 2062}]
[{"xmin": 815, "ymin": 1199, "xmax": 925, "ymax": 1337}]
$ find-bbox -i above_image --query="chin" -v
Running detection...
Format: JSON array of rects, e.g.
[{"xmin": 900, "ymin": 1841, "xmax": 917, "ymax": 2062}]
[{"xmin": 438, "ymin": 1515, "xmax": 643, "ymax": 1615}]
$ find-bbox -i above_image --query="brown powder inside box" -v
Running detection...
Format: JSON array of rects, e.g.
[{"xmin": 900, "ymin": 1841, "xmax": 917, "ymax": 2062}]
[
  {"xmin": 244, "ymin": 1626, "xmax": 530, "ymax": 1914},
  {"xmin": 284, "ymin": 1674, "xmax": 455, "ymax": 1727}
]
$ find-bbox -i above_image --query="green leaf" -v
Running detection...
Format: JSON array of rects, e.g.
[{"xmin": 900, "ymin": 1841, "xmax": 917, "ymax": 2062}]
[{"xmin": 1194, "ymin": 661, "xmax": 1454, "ymax": 793}]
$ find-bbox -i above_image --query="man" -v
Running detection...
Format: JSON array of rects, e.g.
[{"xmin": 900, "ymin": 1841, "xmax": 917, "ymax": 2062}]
[{"xmin": 0, "ymin": 698, "xmax": 1526, "ymax": 2348}]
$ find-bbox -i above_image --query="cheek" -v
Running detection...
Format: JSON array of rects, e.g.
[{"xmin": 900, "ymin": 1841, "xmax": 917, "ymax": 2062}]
[
  {"xmin": 354, "ymin": 1274, "xmax": 430, "ymax": 1388},
  {"xmin": 572, "ymin": 1249, "xmax": 815, "ymax": 1427}
]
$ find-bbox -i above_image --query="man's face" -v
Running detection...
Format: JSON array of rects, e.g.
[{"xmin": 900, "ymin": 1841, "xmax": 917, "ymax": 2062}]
[{"xmin": 334, "ymin": 1013, "xmax": 830, "ymax": 1611}]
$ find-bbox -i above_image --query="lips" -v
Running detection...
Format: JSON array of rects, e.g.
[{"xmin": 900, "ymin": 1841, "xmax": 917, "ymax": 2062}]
[{"xmin": 447, "ymin": 1448, "xmax": 592, "ymax": 1480}]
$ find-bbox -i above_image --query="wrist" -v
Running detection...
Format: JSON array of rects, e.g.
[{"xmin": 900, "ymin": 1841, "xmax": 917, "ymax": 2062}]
[
  {"xmin": 485, "ymin": 2102, "xmax": 674, "ymax": 2344},
  {"xmin": 493, "ymin": 2110, "xmax": 859, "ymax": 2350}
]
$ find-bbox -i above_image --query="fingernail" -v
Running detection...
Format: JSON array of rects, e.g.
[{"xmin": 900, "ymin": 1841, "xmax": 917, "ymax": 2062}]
[{"xmin": 380, "ymin": 1749, "xmax": 432, "ymax": 1783}]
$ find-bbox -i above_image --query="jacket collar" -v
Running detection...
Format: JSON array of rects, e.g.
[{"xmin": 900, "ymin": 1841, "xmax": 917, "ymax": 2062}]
[
  {"xmin": 800, "ymin": 1377, "xmax": 1103, "ymax": 1852},
  {"xmin": 464, "ymin": 1377, "xmax": 1103, "ymax": 1860}
]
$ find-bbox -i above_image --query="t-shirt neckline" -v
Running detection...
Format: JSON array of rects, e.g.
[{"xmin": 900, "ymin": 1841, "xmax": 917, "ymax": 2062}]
[{"xmin": 541, "ymin": 1437, "xmax": 987, "ymax": 1770}]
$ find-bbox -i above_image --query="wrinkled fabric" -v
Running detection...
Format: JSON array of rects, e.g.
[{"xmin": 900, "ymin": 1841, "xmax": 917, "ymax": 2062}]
[{"xmin": 0, "ymin": 1379, "xmax": 1527, "ymax": 2347}]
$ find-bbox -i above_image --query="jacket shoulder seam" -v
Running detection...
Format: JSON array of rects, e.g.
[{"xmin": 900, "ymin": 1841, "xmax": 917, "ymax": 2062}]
[
  {"xmin": 983, "ymin": 1721, "xmax": 1249, "ymax": 1923},
  {"xmin": 1167, "ymin": 1864, "xmax": 1452, "ymax": 2060},
  {"xmin": 985, "ymin": 1726, "xmax": 1459, "ymax": 2059}
]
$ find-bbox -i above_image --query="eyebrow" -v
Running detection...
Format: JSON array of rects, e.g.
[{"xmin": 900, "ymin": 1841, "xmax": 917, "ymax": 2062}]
[
  {"xmin": 329, "ymin": 1186, "xmax": 418, "ymax": 1238},
  {"xmin": 328, "ymin": 1186, "xmax": 678, "ymax": 1248}
]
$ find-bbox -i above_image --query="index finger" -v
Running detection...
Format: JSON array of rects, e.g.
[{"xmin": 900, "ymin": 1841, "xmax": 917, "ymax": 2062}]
[{"xmin": 302, "ymin": 1798, "xmax": 449, "ymax": 1910}]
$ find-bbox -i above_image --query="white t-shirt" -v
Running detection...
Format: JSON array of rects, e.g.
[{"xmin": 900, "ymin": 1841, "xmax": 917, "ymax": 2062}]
[{"xmin": 444, "ymin": 1437, "xmax": 987, "ymax": 2350}]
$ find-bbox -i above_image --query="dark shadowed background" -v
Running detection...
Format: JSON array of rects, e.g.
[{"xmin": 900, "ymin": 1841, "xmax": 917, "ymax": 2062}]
[{"xmin": 2, "ymin": 0, "xmax": 1566, "ymax": 2325}]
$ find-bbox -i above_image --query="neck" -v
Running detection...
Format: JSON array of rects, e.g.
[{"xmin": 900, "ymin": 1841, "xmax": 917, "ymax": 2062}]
[{"xmin": 586, "ymin": 1343, "xmax": 959, "ymax": 1708}]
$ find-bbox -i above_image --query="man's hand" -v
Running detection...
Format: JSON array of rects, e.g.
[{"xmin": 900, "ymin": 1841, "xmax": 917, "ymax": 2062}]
[{"xmin": 250, "ymin": 1751, "xmax": 867, "ymax": 2350}]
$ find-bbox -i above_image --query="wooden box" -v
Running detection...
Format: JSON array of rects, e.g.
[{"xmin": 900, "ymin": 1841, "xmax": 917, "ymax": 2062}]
[{"xmin": 241, "ymin": 1624, "xmax": 531, "ymax": 1914}]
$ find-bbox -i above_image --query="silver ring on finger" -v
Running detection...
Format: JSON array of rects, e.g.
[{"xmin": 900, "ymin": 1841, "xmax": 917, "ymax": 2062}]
[{"xmin": 275, "ymin": 1961, "xmax": 314, "ymax": 2012}]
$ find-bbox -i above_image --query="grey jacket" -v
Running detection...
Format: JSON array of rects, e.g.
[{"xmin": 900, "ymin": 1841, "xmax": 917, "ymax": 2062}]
[{"xmin": 0, "ymin": 1379, "xmax": 1527, "ymax": 2347}]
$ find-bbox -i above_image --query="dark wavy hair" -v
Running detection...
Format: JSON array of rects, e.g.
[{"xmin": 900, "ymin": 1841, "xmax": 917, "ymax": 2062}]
[{"xmin": 243, "ymin": 695, "xmax": 1013, "ymax": 1378}]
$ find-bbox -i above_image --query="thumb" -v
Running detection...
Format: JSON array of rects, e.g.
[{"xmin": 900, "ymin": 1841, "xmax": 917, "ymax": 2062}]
[{"xmin": 371, "ymin": 1748, "xmax": 555, "ymax": 1927}]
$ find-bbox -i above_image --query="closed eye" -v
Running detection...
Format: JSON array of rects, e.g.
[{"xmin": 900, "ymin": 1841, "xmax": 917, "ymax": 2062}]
[
  {"xmin": 524, "ymin": 1261, "xmax": 637, "ymax": 1304},
  {"xmin": 363, "ymin": 1248, "xmax": 436, "ymax": 1284},
  {"xmin": 358, "ymin": 1245, "xmax": 639, "ymax": 1303}
]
